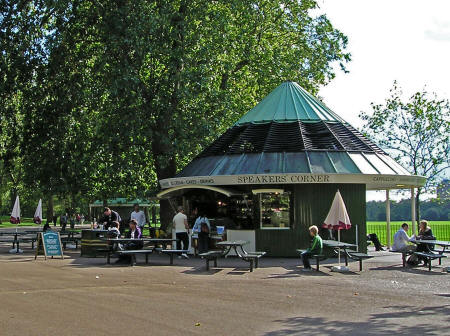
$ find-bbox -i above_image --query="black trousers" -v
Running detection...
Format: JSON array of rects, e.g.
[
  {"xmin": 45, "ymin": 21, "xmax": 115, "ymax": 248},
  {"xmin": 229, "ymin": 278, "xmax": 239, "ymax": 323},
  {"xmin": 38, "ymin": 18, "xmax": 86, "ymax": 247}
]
[
  {"xmin": 176, "ymin": 232, "xmax": 189, "ymax": 253},
  {"xmin": 198, "ymin": 232, "xmax": 209, "ymax": 254},
  {"xmin": 301, "ymin": 251, "xmax": 312, "ymax": 269},
  {"xmin": 367, "ymin": 233, "xmax": 383, "ymax": 251},
  {"xmin": 119, "ymin": 241, "xmax": 143, "ymax": 261}
]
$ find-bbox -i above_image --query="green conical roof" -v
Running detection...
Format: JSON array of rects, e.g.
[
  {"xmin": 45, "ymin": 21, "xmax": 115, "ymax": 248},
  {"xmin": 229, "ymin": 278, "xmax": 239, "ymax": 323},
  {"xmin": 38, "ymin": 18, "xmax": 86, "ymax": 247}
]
[{"xmin": 235, "ymin": 81, "xmax": 344, "ymax": 125}]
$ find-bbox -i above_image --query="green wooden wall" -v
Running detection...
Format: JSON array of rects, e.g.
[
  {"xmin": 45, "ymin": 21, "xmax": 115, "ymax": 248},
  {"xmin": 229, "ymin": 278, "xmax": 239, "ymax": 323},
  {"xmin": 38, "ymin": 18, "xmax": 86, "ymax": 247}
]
[{"xmin": 255, "ymin": 184, "xmax": 367, "ymax": 257}]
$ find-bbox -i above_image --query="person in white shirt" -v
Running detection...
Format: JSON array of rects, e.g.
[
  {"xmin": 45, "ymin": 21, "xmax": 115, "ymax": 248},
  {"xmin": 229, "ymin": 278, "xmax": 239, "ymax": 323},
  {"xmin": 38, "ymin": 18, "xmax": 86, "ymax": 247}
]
[
  {"xmin": 130, "ymin": 203, "xmax": 146, "ymax": 236},
  {"xmin": 172, "ymin": 206, "xmax": 189, "ymax": 258},
  {"xmin": 391, "ymin": 223, "xmax": 416, "ymax": 252}
]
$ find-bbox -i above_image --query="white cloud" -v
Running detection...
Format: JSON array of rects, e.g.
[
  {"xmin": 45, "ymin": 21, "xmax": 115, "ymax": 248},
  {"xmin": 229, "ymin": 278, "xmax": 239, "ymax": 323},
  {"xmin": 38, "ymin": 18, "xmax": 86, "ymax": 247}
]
[{"xmin": 425, "ymin": 18, "xmax": 450, "ymax": 41}]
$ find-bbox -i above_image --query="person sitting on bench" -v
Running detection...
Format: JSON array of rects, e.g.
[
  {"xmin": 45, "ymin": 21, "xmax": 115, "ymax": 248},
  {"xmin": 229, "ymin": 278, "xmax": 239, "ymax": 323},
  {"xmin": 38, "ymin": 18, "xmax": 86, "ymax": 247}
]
[
  {"xmin": 367, "ymin": 233, "xmax": 385, "ymax": 251},
  {"xmin": 391, "ymin": 223, "xmax": 416, "ymax": 253},
  {"xmin": 301, "ymin": 225, "xmax": 323, "ymax": 272},
  {"xmin": 116, "ymin": 220, "xmax": 143, "ymax": 264},
  {"xmin": 415, "ymin": 220, "xmax": 435, "ymax": 266}
]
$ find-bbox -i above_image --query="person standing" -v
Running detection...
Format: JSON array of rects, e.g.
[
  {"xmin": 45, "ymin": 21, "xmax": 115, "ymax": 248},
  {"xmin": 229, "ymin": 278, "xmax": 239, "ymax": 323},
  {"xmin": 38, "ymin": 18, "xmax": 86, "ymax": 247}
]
[
  {"xmin": 60, "ymin": 213, "xmax": 68, "ymax": 231},
  {"xmin": 130, "ymin": 203, "xmax": 146, "ymax": 237},
  {"xmin": 100, "ymin": 207, "xmax": 121, "ymax": 230},
  {"xmin": 172, "ymin": 206, "xmax": 189, "ymax": 259},
  {"xmin": 193, "ymin": 213, "xmax": 210, "ymax": 254}
]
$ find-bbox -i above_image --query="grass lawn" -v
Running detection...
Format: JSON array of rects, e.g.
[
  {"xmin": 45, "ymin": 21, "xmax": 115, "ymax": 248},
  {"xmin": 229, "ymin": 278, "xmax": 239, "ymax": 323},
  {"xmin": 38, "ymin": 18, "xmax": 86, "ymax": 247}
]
[
  {"xmin": 367, "ymin": 220, "xmax": 450, "ymax": 245},
  {"xmin": 0, "ymin": 216, "xmax": 43, "ymax": 228}
]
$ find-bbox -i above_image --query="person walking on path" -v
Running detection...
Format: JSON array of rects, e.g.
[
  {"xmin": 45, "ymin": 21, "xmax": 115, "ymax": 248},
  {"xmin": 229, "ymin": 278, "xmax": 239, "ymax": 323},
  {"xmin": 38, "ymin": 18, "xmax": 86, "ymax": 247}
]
[{"xmin": 173, "ymin": 206, "xmax": 189, "ymax": 259}]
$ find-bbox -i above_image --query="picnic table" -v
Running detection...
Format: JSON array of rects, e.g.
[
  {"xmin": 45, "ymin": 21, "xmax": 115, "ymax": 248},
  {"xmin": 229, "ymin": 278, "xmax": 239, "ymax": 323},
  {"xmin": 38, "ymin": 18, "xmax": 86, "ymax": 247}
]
[
  {"xmin": 101, "ymin": 237, "xmax": 176, "ymax": 248},
  {"xmin": 216, "ymin": 240, "xmax": 250, "ymax": 257},
  {"xmin": 0, "ymin": 231, "xmax": 39, "ymax": 252},
  {"xmin": 322, "ymin": 240, "xmax": 372, "ymax": 271},
  {"xmin": 100, "ymin": 237, "xmax": 178, "ymax": 265},
  {"xmin": 200, "ymin": 240, "xmax": 266, "ymax": 272},
  {"xmin": 411, "ymin": 239, "xmax": 449, "ymax": 271}
]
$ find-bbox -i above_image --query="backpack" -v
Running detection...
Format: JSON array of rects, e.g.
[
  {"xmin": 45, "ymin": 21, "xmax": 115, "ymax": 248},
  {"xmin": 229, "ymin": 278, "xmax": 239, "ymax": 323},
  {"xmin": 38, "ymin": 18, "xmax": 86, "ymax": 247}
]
[
  {"xmin": 407, "ymin": 254, "xmax": 420, "ymax": 266},
  {"xmin": 200, "ymin": 218, "xmax": 209, "ymax": 234}
]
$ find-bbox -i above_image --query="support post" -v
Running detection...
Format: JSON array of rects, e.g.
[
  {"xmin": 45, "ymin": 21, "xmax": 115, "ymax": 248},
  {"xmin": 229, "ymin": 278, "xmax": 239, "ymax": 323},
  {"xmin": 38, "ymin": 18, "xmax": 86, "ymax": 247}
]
[
  {"xmin": 386, "ymin": 189, "xmax": 391, "ymax": 248},
  {"xmin": 411, "ymin": 188, "xmax": 416, "ymax": 235}
]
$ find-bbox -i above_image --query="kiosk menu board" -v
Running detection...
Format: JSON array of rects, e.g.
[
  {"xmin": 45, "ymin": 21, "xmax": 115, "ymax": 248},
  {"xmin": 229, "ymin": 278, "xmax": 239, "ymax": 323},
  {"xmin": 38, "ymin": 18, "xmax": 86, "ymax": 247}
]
[{"xmin": 35, "ymin": 231, "xmax": 64, "ymax": 260}]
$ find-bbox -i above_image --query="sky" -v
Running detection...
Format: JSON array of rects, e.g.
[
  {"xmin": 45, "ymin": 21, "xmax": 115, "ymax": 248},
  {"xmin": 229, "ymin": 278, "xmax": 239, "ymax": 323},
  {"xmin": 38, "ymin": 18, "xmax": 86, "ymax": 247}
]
[{"xmin": 315, "ymin": 0, "xmax": 450, "ymax": 201}]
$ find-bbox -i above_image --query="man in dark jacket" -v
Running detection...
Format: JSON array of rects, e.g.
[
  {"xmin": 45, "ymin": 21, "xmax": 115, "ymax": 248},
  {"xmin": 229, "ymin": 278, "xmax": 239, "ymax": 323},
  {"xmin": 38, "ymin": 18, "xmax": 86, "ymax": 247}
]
[{"xmin": 100, "ymin": 207, "xmax": 121, "ymax": 230}]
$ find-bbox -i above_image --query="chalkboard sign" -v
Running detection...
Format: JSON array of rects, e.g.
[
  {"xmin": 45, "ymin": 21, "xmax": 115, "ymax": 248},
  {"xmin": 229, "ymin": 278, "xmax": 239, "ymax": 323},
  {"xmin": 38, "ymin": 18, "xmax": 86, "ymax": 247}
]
[{"xmin": 35, "ymin": 231, "xmax": 64, "ymax": 260}]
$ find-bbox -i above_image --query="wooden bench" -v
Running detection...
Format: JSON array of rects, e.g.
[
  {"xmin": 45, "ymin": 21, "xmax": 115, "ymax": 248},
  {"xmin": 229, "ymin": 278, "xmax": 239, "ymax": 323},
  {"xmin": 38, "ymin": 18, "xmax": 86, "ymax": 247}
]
[
  {"xmin": 160, "ymin": 249, "xmax": 190, "ymax": 265},
  {"xmin": 414, "ymin": 252, "xmax": 447, "ymax": 271},
  {"xmin": 345, "ymin": 251, "xmax": 373, "ymax": 271},
  {"xmin": 199, "ymin": 250, "xmax": 225, "ymax": 270},
  {"xmin": 296, "ymin": 249, "xmax": 327, "ymax": 271},
  {"xmin": 116, "ymin": 249, "xmax": 154, "ymax": 266}
]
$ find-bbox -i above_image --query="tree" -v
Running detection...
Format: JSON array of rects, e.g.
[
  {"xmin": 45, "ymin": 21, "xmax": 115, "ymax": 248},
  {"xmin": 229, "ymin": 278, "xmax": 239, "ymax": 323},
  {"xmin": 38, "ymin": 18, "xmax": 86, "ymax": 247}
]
[
  {"xmin": 45, "ymin": 0, "xmax": 350, "ymax": 229},
  {"xmin": 1, "ymin": 1, "xmax": 351, "ymax": 227},
  {"xmin": 360, "ymin": 82, "xmax": 450, "ymax": 225}
]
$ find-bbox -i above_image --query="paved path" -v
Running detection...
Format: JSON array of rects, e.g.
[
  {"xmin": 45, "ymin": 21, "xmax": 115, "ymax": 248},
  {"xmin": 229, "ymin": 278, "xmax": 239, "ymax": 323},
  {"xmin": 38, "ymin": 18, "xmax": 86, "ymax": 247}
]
[{"xmin": 0, "ymin": 247, "xmax": 448, "ymax": 336}]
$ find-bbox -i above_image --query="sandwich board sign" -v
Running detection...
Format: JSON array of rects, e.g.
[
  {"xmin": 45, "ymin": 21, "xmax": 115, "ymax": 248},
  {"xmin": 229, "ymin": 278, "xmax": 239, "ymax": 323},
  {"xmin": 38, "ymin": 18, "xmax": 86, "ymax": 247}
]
[{"xmin": 35, "ymin": 231, "xmax": 64, "ymax": 260}]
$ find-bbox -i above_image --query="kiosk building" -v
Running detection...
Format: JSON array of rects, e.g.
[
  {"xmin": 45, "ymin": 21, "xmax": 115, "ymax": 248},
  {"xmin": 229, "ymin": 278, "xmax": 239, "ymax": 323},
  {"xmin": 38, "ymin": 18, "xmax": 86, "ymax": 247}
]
[{"xmin": 158, "ymin": 82, "xmax": 425, "ymax": 256}]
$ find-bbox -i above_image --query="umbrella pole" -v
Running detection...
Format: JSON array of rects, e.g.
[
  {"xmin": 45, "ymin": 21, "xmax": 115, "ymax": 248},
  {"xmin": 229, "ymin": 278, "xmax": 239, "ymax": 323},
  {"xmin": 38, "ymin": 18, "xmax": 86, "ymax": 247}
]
[{"xmin": 338, "ymin": 229, "xmax": 341, "ymax": 266}]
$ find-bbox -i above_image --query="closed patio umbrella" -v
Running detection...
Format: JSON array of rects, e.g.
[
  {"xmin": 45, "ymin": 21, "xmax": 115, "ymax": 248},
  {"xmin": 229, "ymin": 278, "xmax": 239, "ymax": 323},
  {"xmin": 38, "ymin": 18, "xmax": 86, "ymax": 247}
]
[
  {"xmin": 10, "ymin": 195, "xmax": 20, "ymax": 225},
  {"xmin": 323, "ymin": 190, "xmax": 352, "ymax": 271},
  {"xmin": 34, "ymin": 199, "xmax": 43, "ymax": 224},
  {"xmin": 9, "ymin": 195, "xmax": 23, "ymax": 253}
]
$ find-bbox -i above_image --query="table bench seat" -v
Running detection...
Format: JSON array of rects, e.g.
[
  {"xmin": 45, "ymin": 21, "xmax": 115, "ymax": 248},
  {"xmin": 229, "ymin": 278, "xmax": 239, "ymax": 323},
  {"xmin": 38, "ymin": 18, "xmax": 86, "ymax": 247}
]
[
  {"xmin": 160, "ymin": 249, "xmax": 190, "ymax": 265},
  {"xmin": 199, "ymin": 250, "xmax": 225, "ymax": 270},
  {"xmin": 414, "ymin": 252, "xmax": 447, "ymax": 271},
  {"xmin": 61, "ymin": 237, "xmax": 81, "ymax": 249},
  {"xmin": 296, "ymin": 249, "xmax": 326, "ymax": 271},
  {"xmin": 241, "ymin": 252, "xmax": 266, "ymax": 271},
  {"xmin": 389, "ymin": 250, "xmax": 414, "ymax": 267},
  {"xmin": 117, "ymin": 249, "xmax": 154, "ymax": 266},
  {"xmin": 346, "ymin": 251, "xmax": 373, "ymax": 271}
]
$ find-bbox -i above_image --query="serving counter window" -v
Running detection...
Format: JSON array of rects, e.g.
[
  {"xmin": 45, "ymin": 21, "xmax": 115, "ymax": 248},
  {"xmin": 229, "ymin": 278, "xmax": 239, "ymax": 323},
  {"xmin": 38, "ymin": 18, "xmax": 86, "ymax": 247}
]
[{"xmin": 259, "ymin": 192, "xmax": 291, "ymax": 229}]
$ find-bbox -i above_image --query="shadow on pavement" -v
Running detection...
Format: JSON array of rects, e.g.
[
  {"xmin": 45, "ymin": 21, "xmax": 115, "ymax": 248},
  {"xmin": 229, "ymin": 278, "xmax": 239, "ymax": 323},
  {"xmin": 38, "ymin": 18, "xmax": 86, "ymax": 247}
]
[
  {"xmin": 265, "ymin": 304, "xmax": 450, "ymax": 335},
  {"xmin": 369, "ymin": 264, "xmax": 448, "ymax": 276}
]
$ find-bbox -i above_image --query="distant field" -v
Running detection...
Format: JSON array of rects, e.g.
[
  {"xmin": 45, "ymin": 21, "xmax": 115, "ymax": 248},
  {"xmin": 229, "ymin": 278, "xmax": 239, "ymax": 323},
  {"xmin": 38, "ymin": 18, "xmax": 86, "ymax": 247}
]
[{"xmin": 367, "ymin": 221, "xmax": 450, "ymax": 245}]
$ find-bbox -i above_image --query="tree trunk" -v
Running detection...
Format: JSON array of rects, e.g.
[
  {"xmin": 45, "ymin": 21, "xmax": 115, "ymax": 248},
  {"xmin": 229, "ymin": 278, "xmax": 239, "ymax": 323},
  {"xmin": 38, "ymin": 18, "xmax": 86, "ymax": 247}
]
[
  {"xmin": 153, "ymin": 142, "xmax": 177, "ymax": 233},
  {"xmin": 152, "ymin": 1, "xmax": 186, "ymax": 234},
  {"xmin": 415, "ymin": 188, "xmax": 421, "ymax": 228},
  {"xmin": 9, "ymin": 187, "xmax": 17, "ymax": 211},
  {"xmin": 46, "ymin": 195, "xmax": 54, "ymax": 223}
]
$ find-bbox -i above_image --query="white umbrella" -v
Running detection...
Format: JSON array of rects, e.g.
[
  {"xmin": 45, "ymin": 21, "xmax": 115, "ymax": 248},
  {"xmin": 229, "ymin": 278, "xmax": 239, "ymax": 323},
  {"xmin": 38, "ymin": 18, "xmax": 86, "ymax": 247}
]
[
  {"xmin": 10, "ymin": 196, "xmax": 20, "ymax": 224},
  {"xmin": 9, "ymin": 195, "xmax": 23, "ymax": 253},
  {"xmin": 323, "ymin": 190, "xmax": 352, "ymax": 271},
  {"xmin": 34, "ymin": 199, "xmax": 43, "ymax": 224}
]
